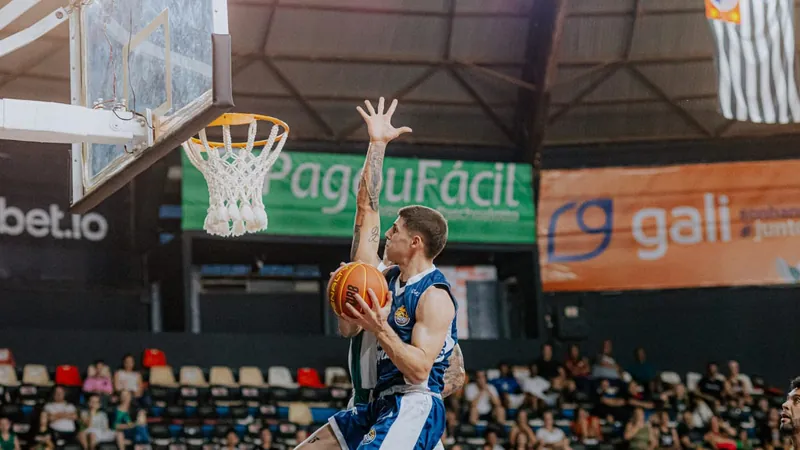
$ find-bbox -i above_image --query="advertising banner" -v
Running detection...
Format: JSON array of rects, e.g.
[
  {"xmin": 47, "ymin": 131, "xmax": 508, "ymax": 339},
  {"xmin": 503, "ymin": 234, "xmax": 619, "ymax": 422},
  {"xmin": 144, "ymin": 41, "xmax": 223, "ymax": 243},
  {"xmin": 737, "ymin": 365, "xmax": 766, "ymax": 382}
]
[
  {"xmin": 0, "ymin": 141, "xmax": 134, "ymax": 285},
  {"xmin": 182, "ymin": 151, "xmax": 535, "ymax": 244},
  {"xmin": 539, "ymin": 160, "xmax": 800, "ymax": 291}
]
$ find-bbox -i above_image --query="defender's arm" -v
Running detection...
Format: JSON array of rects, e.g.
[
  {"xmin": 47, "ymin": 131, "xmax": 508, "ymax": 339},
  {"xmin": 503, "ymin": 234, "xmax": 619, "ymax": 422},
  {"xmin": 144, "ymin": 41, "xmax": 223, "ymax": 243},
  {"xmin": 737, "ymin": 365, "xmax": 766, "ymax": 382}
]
[{"xmin": 442, "ymin": 343, "xmax": 465, "ymax": 398}]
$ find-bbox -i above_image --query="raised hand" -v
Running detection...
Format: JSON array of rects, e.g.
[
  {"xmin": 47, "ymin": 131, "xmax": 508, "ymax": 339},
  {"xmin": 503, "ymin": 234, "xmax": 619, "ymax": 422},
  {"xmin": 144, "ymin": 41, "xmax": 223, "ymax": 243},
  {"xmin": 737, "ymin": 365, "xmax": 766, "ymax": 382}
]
[{"xmin": 357, "ymin": 97, "xmax": 412, "ymax": 144}]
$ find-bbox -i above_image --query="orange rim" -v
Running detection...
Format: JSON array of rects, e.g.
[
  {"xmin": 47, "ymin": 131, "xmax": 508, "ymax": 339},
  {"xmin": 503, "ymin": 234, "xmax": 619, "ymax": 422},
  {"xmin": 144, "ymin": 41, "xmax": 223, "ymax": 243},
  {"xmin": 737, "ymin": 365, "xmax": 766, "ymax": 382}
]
[{"xmin": 189, "ymin": 113, "xmax": 290, "ymax": 149}]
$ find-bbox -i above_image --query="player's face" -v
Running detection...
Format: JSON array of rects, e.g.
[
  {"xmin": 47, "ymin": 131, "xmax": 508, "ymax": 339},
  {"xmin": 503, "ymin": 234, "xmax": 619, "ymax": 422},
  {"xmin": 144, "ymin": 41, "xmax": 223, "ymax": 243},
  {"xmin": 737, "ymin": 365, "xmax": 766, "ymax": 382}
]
[
  {"xmin": 384, "ymin": 217, "xmax": 420, "ymax": 263},
  {"xmin": 781, "ymin": 388, "xmax": 800, "ymax": 434}
]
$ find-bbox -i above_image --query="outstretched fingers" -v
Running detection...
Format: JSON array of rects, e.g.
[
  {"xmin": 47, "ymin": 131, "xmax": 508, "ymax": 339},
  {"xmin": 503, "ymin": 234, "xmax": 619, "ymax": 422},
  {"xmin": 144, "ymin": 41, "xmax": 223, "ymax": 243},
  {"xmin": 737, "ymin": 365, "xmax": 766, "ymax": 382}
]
[
  {"xmin": 356, "ymin": 106, "xmax": 369, "ymax": 121},
  {"xmin": 385, "ymin": 99, "xmax": 398, "ymax": 118},
  {"xmin": 377, "ymin": 97, "xmax": 385, "ymax": 115},
  {"xmin": 364, "ymin": 100, "xmax": 376, "ymax": 115}
]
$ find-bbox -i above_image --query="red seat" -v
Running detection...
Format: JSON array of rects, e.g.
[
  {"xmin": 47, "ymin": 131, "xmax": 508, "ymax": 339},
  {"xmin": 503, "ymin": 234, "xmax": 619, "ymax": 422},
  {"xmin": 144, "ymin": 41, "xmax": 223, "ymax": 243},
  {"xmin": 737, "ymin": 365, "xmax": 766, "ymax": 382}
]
[
  {"xmin": 55, "ymin": 365, "xmax": 82, "ymax": 386},
  {"xmin": 297, "ymin": 368, "xmax": 325, "ymax": 388},
  {"xmin": 0, "ymin": 349, "xmax": 15, "ymax": 367},
  {"xmin": 142, "ymin": 349, "xmax": 167, "ymax": 368}
]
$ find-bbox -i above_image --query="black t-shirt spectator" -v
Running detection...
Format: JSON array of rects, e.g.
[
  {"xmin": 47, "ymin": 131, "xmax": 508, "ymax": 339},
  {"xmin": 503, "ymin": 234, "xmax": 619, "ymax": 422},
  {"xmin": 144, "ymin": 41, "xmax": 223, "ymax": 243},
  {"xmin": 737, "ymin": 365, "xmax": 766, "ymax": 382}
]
[
  {"xmin": 698, "ymin": 376, "xmax": 724, "ymax": 400},
  {"xmin": 677, "ymin": 422, "xmax": 704, "ymax": 445},
  {"xmin": 535, "ymin": 358, "xmax": 560, "ymax": 380}
]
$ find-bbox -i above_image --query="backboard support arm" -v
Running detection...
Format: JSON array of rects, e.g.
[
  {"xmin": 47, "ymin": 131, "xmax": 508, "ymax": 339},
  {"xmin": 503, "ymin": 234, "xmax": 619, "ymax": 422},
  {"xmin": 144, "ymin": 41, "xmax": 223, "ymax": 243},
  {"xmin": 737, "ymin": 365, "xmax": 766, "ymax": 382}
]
[
  {"xmin": 0, "ymin": 98, "xmax": 153, "ymax": 146},
  {"xmin": 0, "ymin": 5, "xmax": 68, "ymax": 59}
]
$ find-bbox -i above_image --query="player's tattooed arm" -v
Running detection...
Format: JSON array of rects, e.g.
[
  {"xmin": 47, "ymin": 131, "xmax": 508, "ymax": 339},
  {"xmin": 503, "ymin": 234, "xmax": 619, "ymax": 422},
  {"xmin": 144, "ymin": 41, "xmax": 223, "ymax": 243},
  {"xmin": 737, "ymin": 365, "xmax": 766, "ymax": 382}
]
[
  {"xmin": 350, "ymin": 98, "xmax": 411, "ymax": 265},
  {"xmin": 441, "ymin": 343, "xmax": 465, "ymax": 398}
]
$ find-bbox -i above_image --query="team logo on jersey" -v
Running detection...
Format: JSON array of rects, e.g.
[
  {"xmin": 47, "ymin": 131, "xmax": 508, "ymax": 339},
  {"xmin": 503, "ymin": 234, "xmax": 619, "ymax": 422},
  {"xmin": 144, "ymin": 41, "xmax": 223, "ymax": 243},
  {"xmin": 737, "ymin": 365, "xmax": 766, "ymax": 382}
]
[
  {"xmin": 394, "ymin": 306, "xmax": 410, "ymax": 326},
  {"xmin": 363, "ymin": 428, "xmax": 377, "ymax": 444}
]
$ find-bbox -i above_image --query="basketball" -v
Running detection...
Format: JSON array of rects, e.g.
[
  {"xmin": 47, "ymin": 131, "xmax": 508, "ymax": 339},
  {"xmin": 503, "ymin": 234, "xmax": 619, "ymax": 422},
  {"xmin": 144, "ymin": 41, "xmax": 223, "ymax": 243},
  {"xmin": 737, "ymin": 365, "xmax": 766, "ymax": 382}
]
[{"xmin": 327, "ymin": 262, "xmax": 389, "ymax": 318}]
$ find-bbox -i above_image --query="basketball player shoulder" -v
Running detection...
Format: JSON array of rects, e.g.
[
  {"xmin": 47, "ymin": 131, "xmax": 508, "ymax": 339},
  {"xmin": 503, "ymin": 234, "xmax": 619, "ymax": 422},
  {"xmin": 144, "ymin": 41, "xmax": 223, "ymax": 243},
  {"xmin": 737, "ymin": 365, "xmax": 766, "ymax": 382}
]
[
  {"xmin": 418, "ymin": 286, "xmax": 455, "ymax": 319},
  {"xmin": 383, "ymin": 265, "xmax": 400, "ymax": 281}
]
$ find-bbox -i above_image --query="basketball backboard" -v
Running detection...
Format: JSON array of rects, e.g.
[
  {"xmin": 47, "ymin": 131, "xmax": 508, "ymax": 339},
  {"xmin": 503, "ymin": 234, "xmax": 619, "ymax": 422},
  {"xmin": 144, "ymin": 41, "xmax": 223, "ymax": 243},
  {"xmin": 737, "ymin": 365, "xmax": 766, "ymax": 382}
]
[{"xmin": 69, "ymin": 0, "xmax": 233, "ymax": 212}]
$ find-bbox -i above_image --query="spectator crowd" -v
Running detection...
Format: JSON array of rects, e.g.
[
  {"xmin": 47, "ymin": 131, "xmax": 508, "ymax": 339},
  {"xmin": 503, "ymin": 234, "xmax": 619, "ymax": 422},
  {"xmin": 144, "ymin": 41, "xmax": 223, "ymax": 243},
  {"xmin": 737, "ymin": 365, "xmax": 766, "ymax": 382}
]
[{"xmin": 0, "ymin": 341, "xmax": 787, "ymax": 450}]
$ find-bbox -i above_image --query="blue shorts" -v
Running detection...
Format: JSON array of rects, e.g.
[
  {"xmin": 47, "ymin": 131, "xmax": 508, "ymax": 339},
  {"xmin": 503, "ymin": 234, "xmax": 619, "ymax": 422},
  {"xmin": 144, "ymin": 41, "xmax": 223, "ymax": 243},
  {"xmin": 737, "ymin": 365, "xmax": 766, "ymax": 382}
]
[{"xmin": 329, "ymin": 393, "xmax": 445, "ymax": 450}]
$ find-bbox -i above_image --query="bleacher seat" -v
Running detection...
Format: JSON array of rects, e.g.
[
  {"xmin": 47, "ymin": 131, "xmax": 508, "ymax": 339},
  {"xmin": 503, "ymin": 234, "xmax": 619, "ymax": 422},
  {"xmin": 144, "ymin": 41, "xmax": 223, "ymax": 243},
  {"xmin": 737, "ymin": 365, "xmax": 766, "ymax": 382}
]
[
  {"xmin": 143, "ymin": 349, "xmax": 168, "ymax": 368},
  {"xmin": 324, "ymin": 366, "xmax": 349, "ymax": 388},
  {"xmin": 297, "ymin": 368, "xmax": 324, "ymax": 388},
  {"xmin": 269, "ymin": 366, "xmax": 297, "ymax": 388},
  {"xmin": 288, "ymin": 402, "xmax": 313, "ymax": 426},
  {"xmin": 486, "ymin": 368, "xmax": 500, "ymax": 380},
  {"xmin": 239, "ymin": 366, "xmax": 267, "ymax": 405},
  {"xmin": 209, "ymin": 366, "xmax": 239, "ymax": 405},
  {"xmin": 149, "ymin": 366, "xmax": 178, "ymax": 406},
  {"xmin": 180, "ymin": 366, "xmax": 209, "ymax": 387},
  {"xmin": 54, "ymin": 365, "xmax": 82, "ymax": 386},
  {"xmin": 661, "ymin": 371, "xmax": 682, "ymax": 386},
  {"xmin": 686, "ymin": 372, "xmax": 702, "ymax": 391},
  {"xmin": 20, "ymin": 364, "xmax": 52, "ymax": 405},
  {"xmin": 0, "ymin": 364, "xmax": 20, "ymax": 387}
]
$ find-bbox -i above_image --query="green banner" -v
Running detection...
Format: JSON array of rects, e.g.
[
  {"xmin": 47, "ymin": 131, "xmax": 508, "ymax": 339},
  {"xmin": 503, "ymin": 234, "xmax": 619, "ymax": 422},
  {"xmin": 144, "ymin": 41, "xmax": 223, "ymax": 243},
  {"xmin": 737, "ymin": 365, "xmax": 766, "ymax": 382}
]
[{"xmin": 182, "ymin": 150, "xmax": 535, "ymax": 244}]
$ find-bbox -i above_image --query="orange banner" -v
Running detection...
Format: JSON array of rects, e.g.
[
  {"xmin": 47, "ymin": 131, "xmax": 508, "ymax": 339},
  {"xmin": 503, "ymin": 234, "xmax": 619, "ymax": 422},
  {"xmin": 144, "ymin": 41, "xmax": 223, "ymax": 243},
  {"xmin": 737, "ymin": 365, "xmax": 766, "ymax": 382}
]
[{"xmin": 538, "ymin": 160, "xmax": 800, "ymax": 292}]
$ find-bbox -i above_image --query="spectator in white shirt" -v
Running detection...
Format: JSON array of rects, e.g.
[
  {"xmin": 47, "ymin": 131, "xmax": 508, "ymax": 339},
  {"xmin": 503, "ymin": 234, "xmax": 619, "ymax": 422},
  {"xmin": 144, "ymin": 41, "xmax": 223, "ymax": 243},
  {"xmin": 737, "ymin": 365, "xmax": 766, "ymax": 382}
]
[
  {"xmin": 536, "ymin": 411, "xmax": 571, "ymax": 450},
  {"xmin": 43, "ymin": 387, "xmax": 78, "ymax": 442},
  {"xmin": 465, "ymin": 371, "xmax": 506, "ymax": 425}
]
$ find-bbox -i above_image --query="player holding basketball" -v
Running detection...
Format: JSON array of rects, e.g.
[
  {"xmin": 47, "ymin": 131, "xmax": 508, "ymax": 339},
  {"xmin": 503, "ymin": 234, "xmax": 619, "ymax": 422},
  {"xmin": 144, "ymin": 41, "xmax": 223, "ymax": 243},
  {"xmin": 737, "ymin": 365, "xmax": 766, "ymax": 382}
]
[{"xmin": 295, "ymin": 98, "xmax": 463, "ymax": 450}]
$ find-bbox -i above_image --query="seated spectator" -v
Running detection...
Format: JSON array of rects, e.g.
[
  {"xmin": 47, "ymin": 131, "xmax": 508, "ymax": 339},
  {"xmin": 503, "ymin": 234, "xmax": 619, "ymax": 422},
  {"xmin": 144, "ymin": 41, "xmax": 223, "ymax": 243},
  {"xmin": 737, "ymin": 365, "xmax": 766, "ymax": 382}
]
[
  {"xmin": 511, "ymin": 432, "xmax": 535, "ymax": 450},
  {"xmin": 696, "ymin": 363, "xmax": 728, "ymax": 404},
  {"xmin": 484, "ymin": 429, "xmax": 503, "ymax": 450},
  {"xmin": 258, "ymin": 428, "xmax": 284, "ymax": 450},
  {"xmin": 445, "ymin": 410, "xmax": 459, "ymax": 441},
  {"xmin": 722, "ymin": 397, "xmax": 749, "ymax": 428},
  {"xmin": 44, "ymin": 386, "xmax": 78, "ymax": 443},
  {"xmin": 519, "ymin": 393, "xmax": 545, "ymax": 419},
  {"xmin": 83, "ymin": 361, "xmax": 113, "ymax": 399},
  {"xmin": 726, "ymin": 361, "xmax": 753, "ymax": 403},
  {"xmin": 535, "ymin": 344, "xmax": 561, "ymax": 381},
  {"xmin": 624, "ymin": 407, "xmax": 653, "ymax": 450},
  {"xmin": 676, "ymin": 410, "xmax": 704, "ymax": 449},
  {"xmin": 752, "ymin": 397, "xmax": 770, "ymax": 428},
  {"xmin": 223, "ymin": 429, "xmax": 240, "ymax": 450},
  {"xmin": 563, "ymin": 344, "xmax": 590, "ymax": 379},
  {"xmin": 508, "ymin": 410, "xmax": 537, "ymax": 448},
  {"xmin": 558, "ymin": 378, "xmax": 584, "ymax": 408},
  {"xmin": 660, "ymin": 383, "xmax": 690, "ymax": 415},
  {"xmin": 32, "ymin": 412, "xmax": 54, "ymax": 450},
  {"xmin": 114, "ymin": 355, "xmax": 144, "ymax": 400},
  {"xmin": 0, "ymin": 416, "xmax": 19, "ymax": 450},
  {"xmin": 295, "ymin": 429, "xmax": 309, "ymax": 444},
  {"xmin": 571, "ymin": 407, "xmax": 601, "ymax": 445},
  {"xmin": 466, "ymin": 371, "xmax": 506, "ymax": 425},
  {"xmin": 592, "ymin": 340, "xmax": 621, "ymax": 380},
  {"xmin": 626, "ymin": 380, "xmax": 656, "ymax": 412},
  {"xmin": 736, "ymin": 429, "xmax": 754, "ymax": 450},
  {"xmin": 491, "ymin": 363, "xmax": 522, "ymax": 407},
  {"xmin": 652, "ymin": 410, "xmax": 679, "ymax": 449},
  {"xmin": 535, "ymin": 411, "xmax": 570, "ymax": 450},
  {"xmin": 704, "ymin": 416, "xmax": 738, "ymax": 450},
  {"xmin": 758, "ymin": 408, "xmax": 783, "ymax": 450},
  {"xmin": 111, "ymin": 390, "xmax": 150, "ymax": 447},
  {"xmin": 594, "ymin": 379, "xmax": 626, "ymax": 422},
  {"xmin": 628, "ymin": 348, "xmax": 657, "ymax": 390},
  {"xmin": 78, "ymin": 394, "xmax": 121, "ymax": 450}
]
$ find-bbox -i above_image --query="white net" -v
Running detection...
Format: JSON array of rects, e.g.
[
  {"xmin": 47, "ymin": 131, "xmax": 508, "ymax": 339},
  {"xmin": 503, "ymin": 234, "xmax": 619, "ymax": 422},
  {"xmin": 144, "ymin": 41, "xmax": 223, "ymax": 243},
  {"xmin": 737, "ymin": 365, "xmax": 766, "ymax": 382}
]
[{"xmin": 183, "ymin": 117, "xmax": 288, "ymax": 237}]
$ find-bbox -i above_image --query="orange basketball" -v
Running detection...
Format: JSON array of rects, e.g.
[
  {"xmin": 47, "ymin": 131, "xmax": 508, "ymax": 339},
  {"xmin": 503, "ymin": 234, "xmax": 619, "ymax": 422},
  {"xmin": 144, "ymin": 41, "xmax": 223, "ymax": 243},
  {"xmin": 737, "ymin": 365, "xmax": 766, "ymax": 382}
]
[{"xmin": 327, "ymin": 262, "xmax": 389, "ymax": 318}]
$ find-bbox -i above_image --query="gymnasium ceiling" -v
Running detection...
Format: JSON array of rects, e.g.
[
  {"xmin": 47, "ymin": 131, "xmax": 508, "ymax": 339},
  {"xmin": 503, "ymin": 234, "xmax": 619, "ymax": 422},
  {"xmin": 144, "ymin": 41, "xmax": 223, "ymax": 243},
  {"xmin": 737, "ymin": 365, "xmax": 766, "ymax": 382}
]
[{"xmin": 2, "ymin": 0, "xmax": 800, "ymax": 157}]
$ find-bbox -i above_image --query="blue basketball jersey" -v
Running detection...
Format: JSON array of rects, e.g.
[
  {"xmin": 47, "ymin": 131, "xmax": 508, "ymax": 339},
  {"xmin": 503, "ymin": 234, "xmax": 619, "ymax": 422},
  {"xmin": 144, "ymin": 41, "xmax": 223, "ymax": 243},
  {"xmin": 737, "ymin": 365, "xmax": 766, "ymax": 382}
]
[{"xmin": 374, "ymin": 265, "xmax": 458, "ymax": 395}]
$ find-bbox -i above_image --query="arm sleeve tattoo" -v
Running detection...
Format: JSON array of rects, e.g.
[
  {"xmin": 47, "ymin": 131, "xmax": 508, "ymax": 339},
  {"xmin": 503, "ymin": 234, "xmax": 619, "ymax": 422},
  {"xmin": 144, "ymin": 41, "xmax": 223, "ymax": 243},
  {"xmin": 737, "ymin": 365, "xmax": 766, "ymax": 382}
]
[{"xmin": 441, "ymin": 344, "xmax": 466, "ymax": 398}]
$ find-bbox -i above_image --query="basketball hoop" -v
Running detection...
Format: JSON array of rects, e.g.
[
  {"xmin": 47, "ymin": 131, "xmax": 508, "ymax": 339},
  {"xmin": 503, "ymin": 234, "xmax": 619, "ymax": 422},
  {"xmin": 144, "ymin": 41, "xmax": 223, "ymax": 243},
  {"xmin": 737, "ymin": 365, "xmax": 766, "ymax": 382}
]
[{"xmin": 182, "ymin": 113, "xmax": 289, "ymax": 237}]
